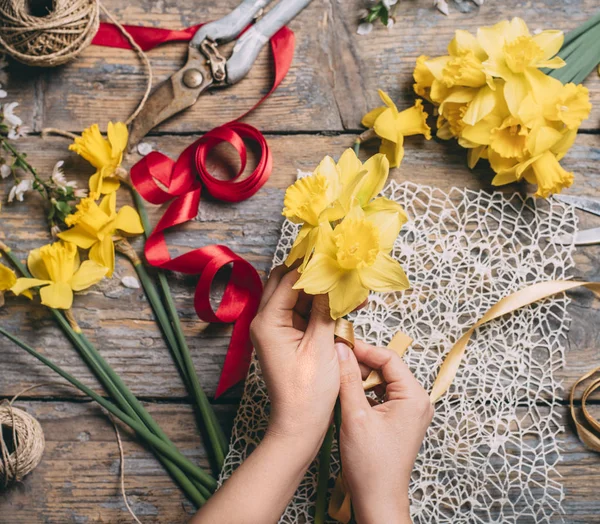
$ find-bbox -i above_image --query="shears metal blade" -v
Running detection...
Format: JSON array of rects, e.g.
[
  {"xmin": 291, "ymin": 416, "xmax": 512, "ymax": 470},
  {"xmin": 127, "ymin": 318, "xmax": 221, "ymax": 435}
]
[
  {"xmin": 552, "ymin": 194, "xmax": 600, "ymax": 246},
  {"xmin": 128, "ymin": 0, "xmax": 312, "ymax": 148}
]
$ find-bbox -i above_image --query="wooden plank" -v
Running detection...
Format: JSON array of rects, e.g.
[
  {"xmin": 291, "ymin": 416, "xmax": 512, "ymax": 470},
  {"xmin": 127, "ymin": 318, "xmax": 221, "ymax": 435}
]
[
  {"xmin": 26, "ymin": 0, "xmax": 600, "ymax": 134},
  {"xmin": 0, "ymin": 401, "xmax": 598, "ymax": 522},
  {"xmin": 1, "ymin": 133, "xmax": 599, "ymax": 400}
]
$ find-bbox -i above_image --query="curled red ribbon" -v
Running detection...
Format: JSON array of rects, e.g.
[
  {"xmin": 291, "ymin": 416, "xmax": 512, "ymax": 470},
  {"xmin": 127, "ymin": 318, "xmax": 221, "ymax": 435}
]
[{"xmin": 95, "ymin": 22, "xmax": 294, "ymax": 396}]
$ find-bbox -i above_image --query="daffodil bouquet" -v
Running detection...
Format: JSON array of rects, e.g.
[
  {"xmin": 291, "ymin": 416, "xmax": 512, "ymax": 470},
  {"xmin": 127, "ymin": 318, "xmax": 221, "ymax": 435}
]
[
  {"xmin": 412, "ymin": 17, "xmax": 592, "ymax": 198},
  {"xmin": 283, "ymin": 148, "xmax": 409, "ymax": 318}
]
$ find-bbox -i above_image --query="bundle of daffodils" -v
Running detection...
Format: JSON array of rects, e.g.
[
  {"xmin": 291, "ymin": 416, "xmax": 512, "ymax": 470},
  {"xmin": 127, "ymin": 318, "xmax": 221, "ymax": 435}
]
[
  {"xmin": 412, "ymin": 17, "xmax": 592, "ymax": 198},
  {"xmin": 283, "ymin": 148, "xmax": 409, "ymax": 319}
]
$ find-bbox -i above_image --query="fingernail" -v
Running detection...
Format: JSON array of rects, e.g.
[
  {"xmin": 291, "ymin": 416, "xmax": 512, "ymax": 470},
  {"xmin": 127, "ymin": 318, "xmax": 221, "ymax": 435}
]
[{"xmin": 335, "ymin": 342, "xmax": 350, "ymax": 361}]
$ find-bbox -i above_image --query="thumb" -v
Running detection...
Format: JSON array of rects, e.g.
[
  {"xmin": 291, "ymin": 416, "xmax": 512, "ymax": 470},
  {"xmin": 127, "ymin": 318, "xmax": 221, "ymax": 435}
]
[{"xmin": 336, "ymin": 343, "xmax": 370, "ymax": 419}]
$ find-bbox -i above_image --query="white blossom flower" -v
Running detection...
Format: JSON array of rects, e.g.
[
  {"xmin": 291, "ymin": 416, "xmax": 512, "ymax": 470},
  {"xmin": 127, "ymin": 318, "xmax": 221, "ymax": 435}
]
[
  {"xmin": 121, "ymin": 276, "xmax": 140, "ymax": 289},
  {"xmin": 387, "ymin": 18, "xmax": 395, "ymax": 28},
  {"xmin": 51, "ymin": 160, "xmax": 77, "ymax": 190},
  {"xmin": 7, "ymin": 125, "xmax": 29, "ymax": 140},
  {"xmin": 8, "ymin": 179, "xmax": 32, "ymax": 202},
  {"xmin": 382, "ymin": 0, "xmax": 398, "ymax": 9},
  {"xmin": 434, "ymin": 0, "xmax": 449, "ymax": 15},
  {"xmin": 357, "ymin": 22, "xmax": 374, "ymax": 35},
  {"xmin": 0, "ymin": 88, "xmax": 6, "ymax": 99},
  {"xmin": 0, "ymin": 164, "xmax": 11, "ymax": 179},
  {"xmin": 137, "ymin": 142, "xmax": 154, "ymax": 156},
  {"xmin": 74, "ymin": 188, "xmax": 88, "ymax": 199},
  {"xmin": 3, "ymin": 102, "xmax": 22, "ymax": 128}
]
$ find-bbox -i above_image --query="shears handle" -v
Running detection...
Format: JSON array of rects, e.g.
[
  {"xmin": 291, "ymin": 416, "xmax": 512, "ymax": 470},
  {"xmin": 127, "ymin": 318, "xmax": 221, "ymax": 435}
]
[
  {"xmin": 191, "ymin": 0, "xmax": 273, "ymax": 46},
  {"xmin": 226, "ymin": 0, "xmax": 312, "ymax": 84}
]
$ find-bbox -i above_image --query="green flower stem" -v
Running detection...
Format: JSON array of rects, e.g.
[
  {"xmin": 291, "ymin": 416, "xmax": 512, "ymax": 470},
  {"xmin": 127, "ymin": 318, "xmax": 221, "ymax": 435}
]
[
  {"xmin": 1, "ymin": 244, "xmax": 215, "ymax": 499},
  {"xmin": 562, "ymin": 11, "xmax": 600, "ymax": 47},
  {"xmin": 315, "ymin": 424, "xmax": 335, "ymax": 524},
  {"xmin": 353, "ymin": 140, "xmax": 361, "ymax": 157},
  {"xmin": 129, "ymin": 187, "xmax": 228, "ymax": 466},
  {"xmin": 0, "ymin": 327, "xmax": 216, "ymax": 500}
]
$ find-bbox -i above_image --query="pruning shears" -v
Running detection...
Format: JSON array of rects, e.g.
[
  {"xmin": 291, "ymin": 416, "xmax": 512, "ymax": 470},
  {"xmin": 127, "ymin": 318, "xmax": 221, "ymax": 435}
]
[
  {"xmin": 128, "ymin": 0, "xmax": 312, "ymax": 148},
  {"xmin": 553, "ymin": 194, "xmax": 600, "ymax": 246}
]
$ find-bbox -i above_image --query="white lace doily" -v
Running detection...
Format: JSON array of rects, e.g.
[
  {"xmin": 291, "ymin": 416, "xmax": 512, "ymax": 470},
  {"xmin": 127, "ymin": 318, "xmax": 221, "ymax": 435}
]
[{"xmin": 220, "ymin": 181, "xmax": 576, "ymax": 523}]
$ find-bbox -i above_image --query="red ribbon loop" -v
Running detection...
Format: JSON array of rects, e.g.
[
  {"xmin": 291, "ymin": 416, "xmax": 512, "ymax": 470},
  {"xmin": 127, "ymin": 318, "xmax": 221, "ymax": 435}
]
[{"xmin": 101, "ymin": 23, "xmax": 295, "ymax": 396}]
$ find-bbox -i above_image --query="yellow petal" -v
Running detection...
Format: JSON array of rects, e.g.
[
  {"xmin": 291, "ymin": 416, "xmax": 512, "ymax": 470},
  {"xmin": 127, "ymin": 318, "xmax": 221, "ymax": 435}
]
[
  {"xmin": 361, "ymin": 106, "xmax": 386, "ymax": 128},
  {"xmin": 57, "ymin": 225, "xmax": 98, "ymax": 250},
  {"xmin": 425, "ymin": 56, "xmax": 451, "ymax": 81},
  {"xmin": 536, "ymin": 56, "xmax": 565, "ymax": 69},
  {"xmin": 462, "ymin": 85, "xmax": 496, "ymax": 125},
  {"xmin": 11, "ymin": 277, "xmax": 49, "ymax": 296},
  {"xmin": 527, "ymin": 126, "xmax": 563, "ymax": 157},
  {"xmin": 532, "ymin": 30, "xmax": 564, "ymax": 61},
  {"xmin": 40, "ymin": 282, "xmax": 73, "ymax": 309},
  {"xmin": 373, "ymin": 110, "xmax": 400, "ymax": 143},
  {"xmin": 100, "ymin": 191, "xmax": 117, "ymax": 217},
  {"xmin": 39, "ymin": 241, "xmax": 78, "ymax": 284},
  {"xmin": 461, "ymin": 114, "xmax": 503, "ymax": 146},
  {"xmin": 395, "ymin": 100, "xmax": 431, "ymax": 138},
  {"xmin": 552, "ymin": 128, "xmax": 578, "ymax": 160},
  {"xmin": 70, "ymin": 260, "xmax": 108, "ymax": 291},
  {"xmin": 506, "ymin": 17, "xmax": 530, "ymax": 41},
  {"xmin": 359, "ymin": 252, "xmax": 409, "ymax": 292},
  {"xmin": 467, "ymin": 145, "xmax": 487, "ymax": 169},
  {"xmin": 491, "ymin": 170, "xmax": 519, "ymax": 186},
  {"xmin": 449, "ymin": 29, "xmax": 486, "ymax": 61},
  {"xmin": 364, "ymin": 197, "xmax": 407, "ymax": 252},
  {"xmin": 285, "ymin": 223, "xmax": 312, "ymax": 267},
  {"xmin": 89, "ymin": 171, "xmax": 102, "ymax": 195},
  {"xmin": 293, "ymin": 253, "xmax": 343, "ymax": 295},
  {"xmin": 327, "ymin": 271, "xmax": 370, "ymax": 319},
  {"xmin": 0, "ymin": 263, "xmax": 16, "ymax": 291},
  {"xmin": 107, "ymin": 122, "xmax": 128, "ymax": 158},
  {"xmin": 503, "ymin": 74, "xmax": 529, "ymax": 117},
  {"xmin": 377, "ymin": 89, "xmax": 398, "ymax": 115},
  {"xmin": 548, "ymin": 83, "xmax": 591, "ymax": 130},
  {"xmin": 114, "ymin": 206, "xmax": 144, "ymax": 235},
  {"xmin": 89, "ymin": 236, "xmax": 115, "ymax": 277},
  {"xmin": 477, "ymin": 20, "xmax": 510, "ymax": 60},
  {"xmin": 379, "ymin": 138, "xmax": 404, "ymax": 168},
  {"xmin": 98, "ymin": 171, "xmax": 121, "ymax": 195},
  {"xmin": 337, "ymin": 148, "xmax": 364, "ymax": 187},
  {"xmin": 27, "ymin": 247, "xmax": 50, "ymax": 280},
  {"xmin": 356, "ymin": 154, "xmax": 389, "ymax": 206}
]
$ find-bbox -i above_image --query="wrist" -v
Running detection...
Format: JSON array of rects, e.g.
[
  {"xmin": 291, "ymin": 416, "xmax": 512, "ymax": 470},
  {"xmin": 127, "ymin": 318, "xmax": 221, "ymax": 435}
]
[{"xmin": 263, "ymin": 423, "xmax": 324, "ymax": 466}]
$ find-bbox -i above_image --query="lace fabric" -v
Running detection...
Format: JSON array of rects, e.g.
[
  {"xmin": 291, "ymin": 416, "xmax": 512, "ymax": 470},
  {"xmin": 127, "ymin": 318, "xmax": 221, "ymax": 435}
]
[{"xmin": 220, "ymin": 181, "xmax": 576, "ymax": 523}]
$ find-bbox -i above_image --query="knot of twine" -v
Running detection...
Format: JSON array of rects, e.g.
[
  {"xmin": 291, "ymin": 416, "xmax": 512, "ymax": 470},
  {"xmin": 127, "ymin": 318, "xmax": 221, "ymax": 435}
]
[
  {"xmin": 0, "ymin": 400, "xmax": 45, "ymax": 487},
  {"xmin": 0, "ymin": 0, "xmax": 99, "ymax": 67}
]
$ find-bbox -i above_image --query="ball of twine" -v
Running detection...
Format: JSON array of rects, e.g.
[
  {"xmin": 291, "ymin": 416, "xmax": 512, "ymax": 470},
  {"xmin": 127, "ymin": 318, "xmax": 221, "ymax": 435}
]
[
  {"xmin": 0, "ymin": 401, "xmax": 45, "ymax": 487},
  {"xmin": 0, "ymin": 0, "xmax": 99, "ymax": 67}
]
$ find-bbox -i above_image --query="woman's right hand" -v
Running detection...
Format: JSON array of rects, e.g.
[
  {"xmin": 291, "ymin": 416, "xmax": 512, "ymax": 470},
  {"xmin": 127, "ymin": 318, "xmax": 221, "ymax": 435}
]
[{"xmin": 335, "ymin": 339, "xmax": 434, "ymax": 524}]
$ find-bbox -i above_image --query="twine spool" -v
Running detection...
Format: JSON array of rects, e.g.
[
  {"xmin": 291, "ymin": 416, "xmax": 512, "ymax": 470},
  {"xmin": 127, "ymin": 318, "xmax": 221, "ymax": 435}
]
[
  {"xmin": 0, "ymin": 0, "xmax": 99, "ymax": 67},
  {"xmin": 0, "ymin": 401, "xmax": 45, "ymax": 486}
]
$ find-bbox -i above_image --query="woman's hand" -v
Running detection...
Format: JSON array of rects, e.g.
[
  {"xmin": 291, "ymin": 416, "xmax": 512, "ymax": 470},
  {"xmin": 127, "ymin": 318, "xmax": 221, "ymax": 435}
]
[
  {"xmin": 335, "ymin": 340, "xmax": 434, "ymax": 524},
  {"xmin": 250, "ymin": 266, "xmax": 340, "ymax": 457}
]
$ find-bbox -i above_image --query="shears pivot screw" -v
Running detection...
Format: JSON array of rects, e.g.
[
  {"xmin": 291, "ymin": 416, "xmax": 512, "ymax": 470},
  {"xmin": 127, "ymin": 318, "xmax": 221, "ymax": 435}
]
[{"xmin": 183, "ymin": 69, "xmax": 204, "ymax": 88}]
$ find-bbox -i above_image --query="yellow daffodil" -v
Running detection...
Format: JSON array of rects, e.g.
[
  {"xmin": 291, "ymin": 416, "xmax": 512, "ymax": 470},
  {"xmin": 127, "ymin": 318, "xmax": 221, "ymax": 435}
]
[
  {"xmin": 0, "ymin": 262, "xmax": 17, "ymax": 307},
  {"xmin": 491, "ymin": 126, "xmax": 574, "ymax": 198},
  {"xmin": 284, "ymin": 150, "xmax": 391, "ymax": 269},
  {"xmin": 293, "ymin": 205, "xmax": 409, "ymax": 319},
  {"xmin": 477, "ymin": 18, "xmax": 565, "ymax": 115},
  {"xmin": 11, "ymin": 241, "xmax": 107, "ymax": 309},
  {"xmin": 57, "ymin": 192, "xmax": 143, "ymax": 277},
  {"xmin": 362, "ymin": 90, "xmax": 431, "ymax": 167},
  {"xmin": 70, "ymin": 122, "xmax": 128, "ymax": 195}
]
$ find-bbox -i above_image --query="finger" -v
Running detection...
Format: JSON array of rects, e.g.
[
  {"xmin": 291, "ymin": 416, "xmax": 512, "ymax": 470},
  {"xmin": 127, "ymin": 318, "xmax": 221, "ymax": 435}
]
[
  {"xmin": 294, "ymin": 290, "xmax": 312, "ymax": 320},
  {"xmin": 259, "ymin": 265, "xmax": 289, "ymax": 311},
  {"xmin": 262, "ymin": 270, "xmax": 301, "ymax": 319},
  {"xmin": 305, "ymin": 294, "xmax": 335, "ymax": 340},
  {"xmin": 336, "ymin": 343, "xmax": 371, "ymax": 418},
  {"xmin": 353, "ymin": 339, "xmax": 421, "ymax": 400}
]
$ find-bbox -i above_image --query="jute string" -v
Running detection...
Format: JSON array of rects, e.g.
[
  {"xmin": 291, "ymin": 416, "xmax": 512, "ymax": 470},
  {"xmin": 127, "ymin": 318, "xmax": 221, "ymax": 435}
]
[{"xmin": 0, "ymin": 382, "xmax": 142, "ymax": 523}]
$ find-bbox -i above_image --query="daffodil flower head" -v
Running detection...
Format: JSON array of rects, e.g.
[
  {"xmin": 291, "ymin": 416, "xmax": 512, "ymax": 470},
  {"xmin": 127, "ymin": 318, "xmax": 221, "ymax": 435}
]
[
  {"xmin": 70, "ymin": 122, "xmax": 128, "ymax": 195},
  {"xmin": 58, "ymin": 192, "xmax": 144, "ymax": 277},
  {"xmin": 11, "ymin": 241, "xmax": 108, "ymax": 310},
  {"xmin": 0, "ymin": 262, "xmax": 17, "ymax": 307},
  {"xmin": 548, "ymin": 83, "xmax": 592, "ymax": 130},
  {"xmin": 489, "ymin": 116, "xmax": 529, "ymax": 159},
  {"xmin": 413, "ymin": 55, "xmax": 435, "ymax": 100},
  {"xmin": 362, "ymin": 90, "xmax": 431, "ymax": 167},
  {"xmin": 293, "ymin": 205, "xmax": 409, "ymax": 319}
]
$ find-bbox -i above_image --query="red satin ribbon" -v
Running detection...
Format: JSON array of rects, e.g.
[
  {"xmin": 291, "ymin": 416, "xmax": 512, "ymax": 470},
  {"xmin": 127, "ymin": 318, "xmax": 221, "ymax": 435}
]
[{"xmin": 94, "ymin": 22, "xmax": 294, "ymax": 396}]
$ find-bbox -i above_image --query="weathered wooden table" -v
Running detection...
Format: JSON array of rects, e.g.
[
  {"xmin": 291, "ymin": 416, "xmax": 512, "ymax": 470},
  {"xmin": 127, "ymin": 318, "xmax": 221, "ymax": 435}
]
[{"xmin": 1, "ymin": 0, "xmax": 599, "ymax": 522}]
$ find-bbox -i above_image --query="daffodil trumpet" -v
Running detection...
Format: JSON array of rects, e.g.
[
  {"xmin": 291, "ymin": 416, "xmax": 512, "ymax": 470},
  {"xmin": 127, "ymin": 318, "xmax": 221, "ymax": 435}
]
[{"xmin": 0, "ymin": 243, "xmax": 216, "ymax": 504}]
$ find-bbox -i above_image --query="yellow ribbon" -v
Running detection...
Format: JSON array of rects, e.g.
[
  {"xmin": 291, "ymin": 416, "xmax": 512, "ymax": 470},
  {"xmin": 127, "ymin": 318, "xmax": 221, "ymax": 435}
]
[{"xmin": 329, "ymin": 280, "xmax": 600, "ymax": 523}]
